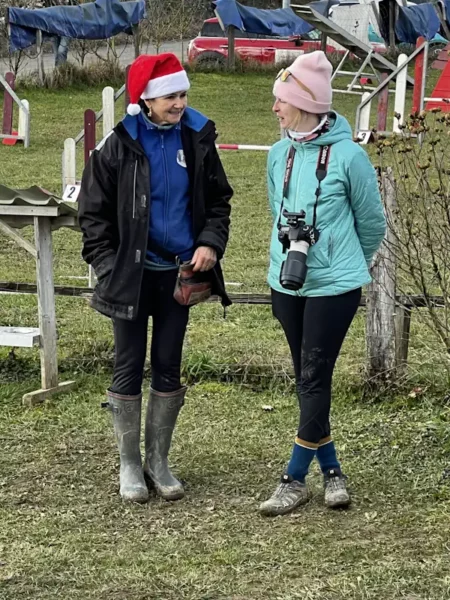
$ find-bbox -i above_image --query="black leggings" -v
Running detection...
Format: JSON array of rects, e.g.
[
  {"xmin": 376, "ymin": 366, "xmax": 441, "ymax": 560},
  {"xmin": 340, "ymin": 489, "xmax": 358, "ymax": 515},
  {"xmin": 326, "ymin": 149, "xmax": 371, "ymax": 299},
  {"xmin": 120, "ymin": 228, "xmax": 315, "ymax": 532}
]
[
  {"xmin": 272, "ymin": 287, "xmax": 361, "ymax": 445},
  {"xmin": 110, "ymin": 269, "xmax": 190, "ymax": 395}
]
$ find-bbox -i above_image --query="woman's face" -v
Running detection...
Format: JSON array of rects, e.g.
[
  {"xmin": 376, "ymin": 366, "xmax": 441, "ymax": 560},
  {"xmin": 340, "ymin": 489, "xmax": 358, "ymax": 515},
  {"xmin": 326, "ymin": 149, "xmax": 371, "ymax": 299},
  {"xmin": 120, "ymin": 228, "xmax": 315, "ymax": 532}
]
[
  {"xmin": 145, "ymin": 91, "xmax": 188, "ymax": 125},
  {"xmin": 272, "ymin": 97, "xmax": 300, "ymax": 130}
]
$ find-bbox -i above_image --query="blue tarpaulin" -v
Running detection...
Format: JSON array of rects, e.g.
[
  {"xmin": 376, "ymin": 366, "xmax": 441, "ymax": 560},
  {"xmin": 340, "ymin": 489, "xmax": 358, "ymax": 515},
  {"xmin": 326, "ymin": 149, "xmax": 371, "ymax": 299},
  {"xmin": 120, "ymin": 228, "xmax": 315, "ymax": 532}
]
[
  {"xmin": 212, "ymin": 0, "xmax": 314, "ymax": 36},
  {"xmin": 395, "ymin": 3, "xmax": 441, "ymax": 43},
  {"xmin": 214, "ymin": 0, "xmax": 449, "ymax": 46},
  {"xmin": 8, "ymin": 0, "xmax": 146, "ymax": 53}
]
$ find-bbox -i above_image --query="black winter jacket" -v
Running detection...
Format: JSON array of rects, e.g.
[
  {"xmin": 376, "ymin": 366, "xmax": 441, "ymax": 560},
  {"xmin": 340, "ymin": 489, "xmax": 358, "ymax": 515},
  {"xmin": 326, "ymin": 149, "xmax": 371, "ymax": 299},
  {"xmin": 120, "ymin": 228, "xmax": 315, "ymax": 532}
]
[{"xmin": 78, "ymin": 112, "xmax": 233, "ymax": 321}]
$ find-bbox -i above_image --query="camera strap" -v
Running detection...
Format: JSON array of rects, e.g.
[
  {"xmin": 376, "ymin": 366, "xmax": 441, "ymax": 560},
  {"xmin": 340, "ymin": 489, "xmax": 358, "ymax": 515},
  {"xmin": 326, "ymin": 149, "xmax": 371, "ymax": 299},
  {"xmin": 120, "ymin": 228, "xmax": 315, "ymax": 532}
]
[{"xmin": 278, "ymin": 144, "xmax": 331, "ymax": 230}]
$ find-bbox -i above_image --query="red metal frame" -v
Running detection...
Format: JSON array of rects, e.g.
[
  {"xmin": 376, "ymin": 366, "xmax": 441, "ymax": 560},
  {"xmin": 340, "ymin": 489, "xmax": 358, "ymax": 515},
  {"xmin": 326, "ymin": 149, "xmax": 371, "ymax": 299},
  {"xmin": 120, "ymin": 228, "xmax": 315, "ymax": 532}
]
[{"xmin": 412, "ymin": 37, "xmax": 426, "ymax": 113}]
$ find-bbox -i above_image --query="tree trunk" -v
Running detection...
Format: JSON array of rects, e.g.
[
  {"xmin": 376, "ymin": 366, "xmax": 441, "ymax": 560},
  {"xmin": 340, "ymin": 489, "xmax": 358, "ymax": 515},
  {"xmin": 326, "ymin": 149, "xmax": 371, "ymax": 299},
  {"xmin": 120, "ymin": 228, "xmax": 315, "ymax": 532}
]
[{"xmin": 365, "ymin": 168, "xmax": 397, "ymax": 381}]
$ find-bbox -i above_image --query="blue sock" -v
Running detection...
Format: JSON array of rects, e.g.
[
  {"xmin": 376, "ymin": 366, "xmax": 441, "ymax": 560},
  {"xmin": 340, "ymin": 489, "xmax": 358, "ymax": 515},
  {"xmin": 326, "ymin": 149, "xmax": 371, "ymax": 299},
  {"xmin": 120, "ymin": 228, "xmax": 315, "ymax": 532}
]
[
  {"xmin": 286, "ymin": 438, "xmax": 317, "ymax": 483},
  {"xmin": 316, "ymin": 439, "xmax": 341, "ymax": 474}
]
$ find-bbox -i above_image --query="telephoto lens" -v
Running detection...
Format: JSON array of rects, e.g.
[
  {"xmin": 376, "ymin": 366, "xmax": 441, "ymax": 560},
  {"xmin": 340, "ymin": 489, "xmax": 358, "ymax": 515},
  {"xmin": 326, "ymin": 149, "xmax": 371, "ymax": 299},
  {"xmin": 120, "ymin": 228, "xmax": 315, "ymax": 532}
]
[{"xmin": 279, "ymin": 240, "xmax": 309, "ymax": 290}]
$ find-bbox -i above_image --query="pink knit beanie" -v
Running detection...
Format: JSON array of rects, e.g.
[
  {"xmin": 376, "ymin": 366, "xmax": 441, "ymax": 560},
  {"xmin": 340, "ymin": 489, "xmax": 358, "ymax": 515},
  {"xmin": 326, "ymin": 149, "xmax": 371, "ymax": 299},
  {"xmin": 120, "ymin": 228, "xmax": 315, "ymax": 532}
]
[{"xmin": 273, "ymin": 51, "xmax": 332, "ymax": 114}]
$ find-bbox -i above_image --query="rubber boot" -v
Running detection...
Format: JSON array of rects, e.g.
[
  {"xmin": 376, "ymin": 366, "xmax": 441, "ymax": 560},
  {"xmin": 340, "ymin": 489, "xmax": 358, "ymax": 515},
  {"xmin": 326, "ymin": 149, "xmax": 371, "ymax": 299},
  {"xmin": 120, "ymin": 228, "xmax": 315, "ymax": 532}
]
[
  {"xmin": 144, "ymin": 387, "xmax": 186, "ymax": 501},
  {"xmin": 105, "ymin": 391, "xmax": 148, "ymax": 503}
]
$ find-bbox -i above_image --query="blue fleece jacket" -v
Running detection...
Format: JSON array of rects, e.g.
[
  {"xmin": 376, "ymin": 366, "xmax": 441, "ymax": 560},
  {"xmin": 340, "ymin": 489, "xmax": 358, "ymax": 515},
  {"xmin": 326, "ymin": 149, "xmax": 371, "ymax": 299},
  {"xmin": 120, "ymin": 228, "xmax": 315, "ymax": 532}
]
[{"xmin": 122, "ymin": 107, "xmax": 208, "ymax": 267}]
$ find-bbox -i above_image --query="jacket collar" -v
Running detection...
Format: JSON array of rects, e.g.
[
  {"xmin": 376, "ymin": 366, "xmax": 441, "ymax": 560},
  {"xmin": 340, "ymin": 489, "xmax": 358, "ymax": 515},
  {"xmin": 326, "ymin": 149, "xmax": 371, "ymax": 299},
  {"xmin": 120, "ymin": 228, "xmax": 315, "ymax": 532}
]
[
  {"xmin": 114, "ymin": 121, "xmax": 145, "ymax": 154},
  {"xmin": 119, "ymin": 106, "xmax": 214, "ymax": 147},
  {"xmin": 182, "ymin": 107, "xmax": 208, "ymax": 132}
]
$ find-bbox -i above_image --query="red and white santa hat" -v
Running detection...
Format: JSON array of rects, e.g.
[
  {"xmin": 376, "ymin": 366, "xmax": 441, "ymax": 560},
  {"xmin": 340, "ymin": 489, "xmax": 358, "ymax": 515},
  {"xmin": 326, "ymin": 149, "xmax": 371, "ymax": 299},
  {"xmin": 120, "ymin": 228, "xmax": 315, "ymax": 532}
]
[{"xmin": 126, "ymin": 53, "xmax": 190, "ymax": 116}]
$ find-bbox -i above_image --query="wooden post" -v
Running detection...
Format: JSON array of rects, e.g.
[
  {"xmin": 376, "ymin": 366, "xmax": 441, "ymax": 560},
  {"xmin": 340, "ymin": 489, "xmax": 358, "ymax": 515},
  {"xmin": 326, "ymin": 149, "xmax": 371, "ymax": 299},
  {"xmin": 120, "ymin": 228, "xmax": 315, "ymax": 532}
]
[
  {"xmin": 377, "ymin": 72, "xmax": 389, "ymax": 132},
  {"xmin": 18, "ymin": 99, "xmax": 29, "ymax": 145},
  {"xmin": 2, "ymin": 72, "xmax": 15, "ymax": 135},
  {"xmin": 34, "ymin": 217, "xmax": 58, "ymax": 391},
  {"xmin": 388, "ymin": 0, "xmax": 396, "ymax": 50},
  {"xmin": 360, "ymin": 92, "xmax": 372, "ymax": 132},
  {"xmin": 125, "ymin": 65, "xmax": 131, "ymax": 114},
  {"xmin": 393, "ymin": 54, "xmax": 408, "ymax": 133},
  {"xmin": 84, "ymin": 109, "xmax": 96, "ymax": 165},
  {"xmin": 62, "ymin": 138, "xmax": 76, "ymax": 191},
  {"xmin": 21, "ymin": 215, "xmax": 77, "ymax": 406},
  {"xmin": 395, "ymin": 305, "xmax": 412, "ymax": 373},
  {"xmin": 365, "ymin": 168, "xmax": 397, "ymax": 380},
  {"xmin": 102, "ymin": 86, "xmax": 115, "ymax": 138},
  {"xmin": 36, "ymin": 30, "xmax": 45, "ymax": 86},
  {"xmin": 320, "ymin": 0, "xmax": 330, "ymax": 54},
  {"xmin": 83, "ymin": 110, "xmax": 96, "ymax": 289},
  {"xmin": 132, "ymin": 24, "xmax": 140, "ymax": 59},
  {"xmin": 227, "ymin": 26, "xmax": 235, "ymax": 70}
]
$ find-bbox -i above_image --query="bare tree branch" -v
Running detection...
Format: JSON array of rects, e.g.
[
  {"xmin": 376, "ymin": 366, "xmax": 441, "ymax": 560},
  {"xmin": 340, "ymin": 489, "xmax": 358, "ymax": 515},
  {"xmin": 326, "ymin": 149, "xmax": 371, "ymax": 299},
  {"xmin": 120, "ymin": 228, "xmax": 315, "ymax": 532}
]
[{"xmin": 376, "ymin": 111, "xmax": 450, "ymax": 363}]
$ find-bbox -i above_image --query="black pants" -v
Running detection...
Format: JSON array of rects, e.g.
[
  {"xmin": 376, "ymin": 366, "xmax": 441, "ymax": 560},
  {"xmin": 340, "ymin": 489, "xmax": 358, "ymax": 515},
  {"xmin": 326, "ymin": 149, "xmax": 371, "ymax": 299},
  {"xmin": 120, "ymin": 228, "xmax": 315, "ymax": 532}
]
[
  {"xmin": 110, "ymin": 269, "xmax": 190, "ymax": 395},
  {"xmin": 272, "ymin": 287, "xmax": 361, "ymax": 445}
]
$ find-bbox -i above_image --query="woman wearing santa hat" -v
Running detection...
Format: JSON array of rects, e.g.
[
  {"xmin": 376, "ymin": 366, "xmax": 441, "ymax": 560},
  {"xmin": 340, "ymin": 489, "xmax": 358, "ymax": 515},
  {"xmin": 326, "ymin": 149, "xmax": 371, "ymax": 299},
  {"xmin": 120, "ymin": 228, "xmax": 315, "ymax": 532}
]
[{"xmin": 78, "ymin": 53, "xmax": 233, "ymax": 504}]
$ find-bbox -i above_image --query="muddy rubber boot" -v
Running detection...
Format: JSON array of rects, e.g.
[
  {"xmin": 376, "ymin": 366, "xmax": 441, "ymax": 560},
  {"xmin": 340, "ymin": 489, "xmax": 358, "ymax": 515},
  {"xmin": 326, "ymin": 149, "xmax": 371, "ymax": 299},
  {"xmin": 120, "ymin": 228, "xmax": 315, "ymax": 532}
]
[
  {"xmin": 105, "ymin": 391, "xmax": 148, "ymax": 504},
  {"xmin": 144, "ymin": 387, "xmax": 186, "ymax": 501}
]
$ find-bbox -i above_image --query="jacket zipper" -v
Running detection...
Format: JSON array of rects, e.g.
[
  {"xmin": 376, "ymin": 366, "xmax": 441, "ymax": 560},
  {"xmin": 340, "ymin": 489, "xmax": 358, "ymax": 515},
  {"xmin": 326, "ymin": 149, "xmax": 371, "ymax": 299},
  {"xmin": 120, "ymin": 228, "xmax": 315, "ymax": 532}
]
[
  {"xmin": 160, "ymin": 132, "xmax": 169, "ymax": 246},
  {"xmin": 132, "ymin": 161, "xmax": 138, "ymax": 219},
  {"xmin": 133, "ymin": 158, "xmax": 151, "ymax": 320}
]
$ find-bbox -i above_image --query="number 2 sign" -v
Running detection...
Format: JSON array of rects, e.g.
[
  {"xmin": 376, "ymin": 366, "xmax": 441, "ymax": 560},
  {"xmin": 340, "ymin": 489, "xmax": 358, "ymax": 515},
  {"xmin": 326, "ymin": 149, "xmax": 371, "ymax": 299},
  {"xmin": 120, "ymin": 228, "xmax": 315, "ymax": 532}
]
[{"xmin": 63, "ymin": 184, "xmax": 81, "ymax": 202}]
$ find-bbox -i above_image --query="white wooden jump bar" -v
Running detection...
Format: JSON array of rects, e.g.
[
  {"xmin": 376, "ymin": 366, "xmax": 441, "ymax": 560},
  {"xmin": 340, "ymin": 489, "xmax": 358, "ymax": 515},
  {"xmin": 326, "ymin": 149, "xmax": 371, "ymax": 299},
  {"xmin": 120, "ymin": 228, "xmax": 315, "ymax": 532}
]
[
  {"xmin": 0, "ymin": 134, "xmax": 25, "ymax": 141},
  {"xmin": 0, "ymin": 326, "xmax": 40, "ymax": 347},
  {"xmin": 0, "ymin": 206, "xmax": 60, "ymax": 217}
]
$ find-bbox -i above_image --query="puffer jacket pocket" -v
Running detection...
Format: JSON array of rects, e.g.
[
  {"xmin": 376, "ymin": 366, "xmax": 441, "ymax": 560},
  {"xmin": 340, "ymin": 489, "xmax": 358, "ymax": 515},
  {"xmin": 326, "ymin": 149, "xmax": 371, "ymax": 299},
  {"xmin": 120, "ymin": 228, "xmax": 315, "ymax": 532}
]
[{"xmin": 306, "ymin": 227, "xmax": 331, "ymax": 269}]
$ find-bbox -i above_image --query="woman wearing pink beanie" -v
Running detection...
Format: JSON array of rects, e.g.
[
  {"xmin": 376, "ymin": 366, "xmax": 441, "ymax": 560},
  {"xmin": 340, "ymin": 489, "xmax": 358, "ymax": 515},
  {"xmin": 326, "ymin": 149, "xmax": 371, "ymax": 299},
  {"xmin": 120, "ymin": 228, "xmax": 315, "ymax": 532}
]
[{"xmin": 259, "ymin": 51, "xmax": 386, "ymax": 516}]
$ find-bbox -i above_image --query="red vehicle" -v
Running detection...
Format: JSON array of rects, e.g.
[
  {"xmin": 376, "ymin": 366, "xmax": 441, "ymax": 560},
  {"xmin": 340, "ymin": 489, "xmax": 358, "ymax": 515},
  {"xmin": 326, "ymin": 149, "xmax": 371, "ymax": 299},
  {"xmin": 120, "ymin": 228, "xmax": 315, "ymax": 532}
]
[{"xmin": 187, "ymin": 17, "xmax": 345, "ymax": 67}]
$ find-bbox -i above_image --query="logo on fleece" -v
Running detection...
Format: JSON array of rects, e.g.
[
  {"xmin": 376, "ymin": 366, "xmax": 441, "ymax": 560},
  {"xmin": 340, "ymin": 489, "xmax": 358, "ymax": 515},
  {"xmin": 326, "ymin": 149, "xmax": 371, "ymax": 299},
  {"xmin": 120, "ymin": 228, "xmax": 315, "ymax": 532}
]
[{"xmin": 177, "ymin": 149, "xmax": 187, "ymax": 168}]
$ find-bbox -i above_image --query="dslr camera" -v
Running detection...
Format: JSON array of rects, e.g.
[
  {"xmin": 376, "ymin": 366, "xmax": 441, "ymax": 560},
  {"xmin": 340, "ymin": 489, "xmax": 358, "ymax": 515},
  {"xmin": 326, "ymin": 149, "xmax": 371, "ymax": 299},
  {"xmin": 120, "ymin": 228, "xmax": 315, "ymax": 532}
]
[{"xmin": 277, "ymin": 209, "xmax": 320, "ymax": 290}]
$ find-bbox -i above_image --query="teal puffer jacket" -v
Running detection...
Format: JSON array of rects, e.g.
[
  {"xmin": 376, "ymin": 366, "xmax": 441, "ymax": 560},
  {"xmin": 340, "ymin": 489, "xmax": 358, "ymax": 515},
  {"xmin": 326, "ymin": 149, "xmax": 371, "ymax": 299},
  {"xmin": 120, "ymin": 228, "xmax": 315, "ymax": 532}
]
[{"xmin": 267, "ymin": 112, "xmax": 386, "ymax": 296}]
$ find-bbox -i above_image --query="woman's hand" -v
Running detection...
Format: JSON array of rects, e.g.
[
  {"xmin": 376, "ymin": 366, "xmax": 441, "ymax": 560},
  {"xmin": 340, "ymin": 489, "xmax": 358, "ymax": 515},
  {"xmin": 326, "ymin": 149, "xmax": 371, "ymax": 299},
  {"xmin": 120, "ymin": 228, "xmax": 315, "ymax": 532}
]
[{"xmin": 191, "ymin": 246, "xmax": 217, "ymax": 272}]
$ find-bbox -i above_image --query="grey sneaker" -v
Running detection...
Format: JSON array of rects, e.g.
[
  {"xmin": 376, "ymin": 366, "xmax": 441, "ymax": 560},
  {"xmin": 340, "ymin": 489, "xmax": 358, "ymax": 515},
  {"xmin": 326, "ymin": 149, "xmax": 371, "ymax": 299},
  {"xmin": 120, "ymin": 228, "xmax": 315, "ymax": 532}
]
[
  {"xmin": 324, "ymin": 468, "xmax": 350, "ymax": 508},
  {"xmin": 259, "ymin": 474, "xmax": 310, "ymax": 516}
]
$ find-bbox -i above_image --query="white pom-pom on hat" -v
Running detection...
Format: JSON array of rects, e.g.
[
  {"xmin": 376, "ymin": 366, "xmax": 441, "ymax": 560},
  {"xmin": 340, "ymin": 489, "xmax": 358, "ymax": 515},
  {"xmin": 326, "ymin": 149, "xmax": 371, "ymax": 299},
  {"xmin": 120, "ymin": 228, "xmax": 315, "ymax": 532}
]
[{"xmin": 127, "ymin": 103, "xmax": 141, "ymax": 116}]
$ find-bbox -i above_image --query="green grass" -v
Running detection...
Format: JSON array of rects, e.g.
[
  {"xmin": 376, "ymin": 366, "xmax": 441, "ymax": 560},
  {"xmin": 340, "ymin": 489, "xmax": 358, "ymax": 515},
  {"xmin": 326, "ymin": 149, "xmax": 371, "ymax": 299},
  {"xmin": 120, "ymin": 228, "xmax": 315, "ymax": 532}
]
[
  {"xmin": 1, "ymin": 379, "xmax": 450, "ymax": 599},
  {"xmin": 0, "ymin": 72, "xmax": 365, "ymax": 382},
  {"xmin": 0, "ymin": 71, "xmax": 448, "ymax": 387},
  {"xmin": 1, "ymin": 71, "xmax": 450, "ymax": 599}
]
